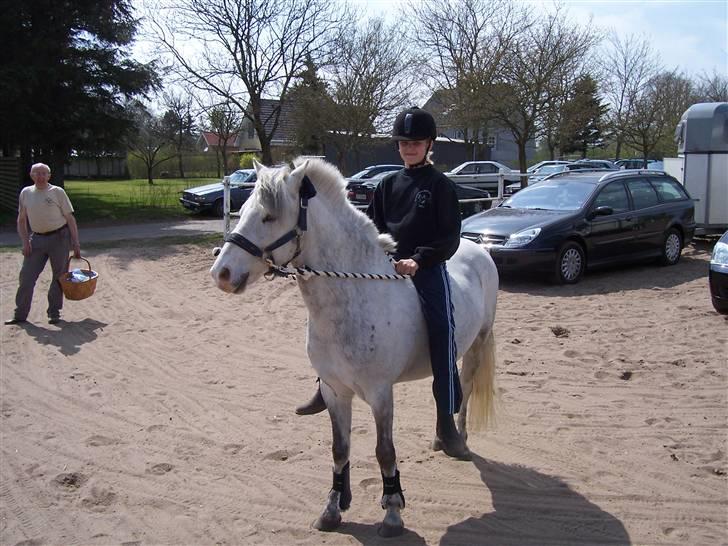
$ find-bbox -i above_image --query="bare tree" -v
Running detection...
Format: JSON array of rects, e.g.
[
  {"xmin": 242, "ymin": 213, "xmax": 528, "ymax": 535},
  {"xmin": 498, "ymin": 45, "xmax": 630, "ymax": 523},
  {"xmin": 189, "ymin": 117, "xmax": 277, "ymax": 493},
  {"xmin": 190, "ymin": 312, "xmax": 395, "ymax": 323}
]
[
  {"xmin": 599, "ymin": 32, "xmax": 661, "ymax": 160},
  {"xmin": 623, "ymin": 71, "xmax": 695, "ymax": 163},
  {"xmin": 161, "ymin": 90, "xmax": 196, "ymax": 178},
  {"xmin": 126, "ymin": 103, "xmax": 176, "ymax": 184},
  {"xmin": 487, "ymin": 6, "xmax": 598, "ymax": 178},
  {"xmin": 326, "ymin": 18, "xmax": 415, "ymax": 172},
  {"xmin": 203, "ymin": 101, "xmax": 244, "ymax": 178},
  {"xmin": 695, "ymin": 70, "xmax": 728, "ymax": 102},
  {"xmin": 410, "ymin": 0, "xmax": 527, "ymax": 153},
  {"xmin": 150, "ymin": 0, "xmax": 346, "ymax": 165}
]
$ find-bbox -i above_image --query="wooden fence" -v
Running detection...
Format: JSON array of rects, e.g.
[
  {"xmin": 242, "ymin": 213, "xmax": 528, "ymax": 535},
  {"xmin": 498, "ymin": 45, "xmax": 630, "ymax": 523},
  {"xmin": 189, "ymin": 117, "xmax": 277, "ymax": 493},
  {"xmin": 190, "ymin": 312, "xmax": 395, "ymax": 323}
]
[{"xmin": 0, "ymin": 158, "xmax": 22, "ymax": 212}]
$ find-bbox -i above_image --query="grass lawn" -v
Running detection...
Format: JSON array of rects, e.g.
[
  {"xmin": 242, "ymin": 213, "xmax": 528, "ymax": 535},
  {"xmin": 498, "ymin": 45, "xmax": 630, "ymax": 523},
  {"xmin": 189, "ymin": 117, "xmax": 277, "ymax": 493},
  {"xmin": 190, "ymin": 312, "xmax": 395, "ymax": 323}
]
[{"xmin": 0, "ymin": 177, "xmax": 217, "ymax": 226}]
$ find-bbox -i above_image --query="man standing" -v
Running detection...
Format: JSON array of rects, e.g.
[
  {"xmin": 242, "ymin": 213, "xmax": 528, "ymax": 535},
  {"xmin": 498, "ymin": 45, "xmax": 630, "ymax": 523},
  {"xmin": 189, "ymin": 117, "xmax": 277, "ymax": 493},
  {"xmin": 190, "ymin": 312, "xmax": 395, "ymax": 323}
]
[{"xmin": 5, "ymin": 163, "xmax": 81, "ymax": 325}]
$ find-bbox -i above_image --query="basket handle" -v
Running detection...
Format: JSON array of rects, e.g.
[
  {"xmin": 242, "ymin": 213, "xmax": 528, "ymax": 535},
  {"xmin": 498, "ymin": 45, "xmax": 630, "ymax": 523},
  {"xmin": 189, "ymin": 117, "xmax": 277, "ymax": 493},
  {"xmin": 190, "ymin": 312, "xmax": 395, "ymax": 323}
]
[{"xmin": 66, "ymin": 255, "xmax": 92, "ymax": 272}]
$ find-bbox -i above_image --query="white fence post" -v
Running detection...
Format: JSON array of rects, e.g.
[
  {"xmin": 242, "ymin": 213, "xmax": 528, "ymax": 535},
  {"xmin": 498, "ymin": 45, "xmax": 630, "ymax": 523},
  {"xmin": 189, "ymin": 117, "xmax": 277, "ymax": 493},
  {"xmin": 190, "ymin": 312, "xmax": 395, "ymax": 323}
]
[{"xmin": 223, "ymin": 176, "xmax": 231, "ymax": 238}]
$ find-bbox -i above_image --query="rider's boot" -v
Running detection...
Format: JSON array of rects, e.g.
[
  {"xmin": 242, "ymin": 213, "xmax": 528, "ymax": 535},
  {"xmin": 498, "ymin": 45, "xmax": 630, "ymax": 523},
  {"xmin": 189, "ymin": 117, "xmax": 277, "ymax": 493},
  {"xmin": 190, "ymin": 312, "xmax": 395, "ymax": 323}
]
[
  {"xmin": 433, "ymin": 411, "xmax": 472, "ymax": 460},
  {"xmin": 295, "ymin": 381, "xmax": 327, "ymax": 415}
]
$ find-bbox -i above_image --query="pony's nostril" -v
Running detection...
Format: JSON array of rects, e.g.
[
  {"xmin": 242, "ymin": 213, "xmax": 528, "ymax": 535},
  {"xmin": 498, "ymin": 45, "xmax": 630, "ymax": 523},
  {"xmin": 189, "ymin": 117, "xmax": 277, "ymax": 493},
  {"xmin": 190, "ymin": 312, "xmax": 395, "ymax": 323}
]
[{"xmin": 219, "ymin": 267, "xmax": 231, "ymax": 282}]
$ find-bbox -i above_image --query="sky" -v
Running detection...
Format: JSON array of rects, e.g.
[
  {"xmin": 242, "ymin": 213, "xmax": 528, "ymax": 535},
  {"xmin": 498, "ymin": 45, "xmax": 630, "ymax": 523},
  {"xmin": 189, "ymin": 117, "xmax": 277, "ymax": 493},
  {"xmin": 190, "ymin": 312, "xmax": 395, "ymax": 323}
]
[{"xmin": 349, "ymin": 0, "xmax": 728, "ymax": 77}]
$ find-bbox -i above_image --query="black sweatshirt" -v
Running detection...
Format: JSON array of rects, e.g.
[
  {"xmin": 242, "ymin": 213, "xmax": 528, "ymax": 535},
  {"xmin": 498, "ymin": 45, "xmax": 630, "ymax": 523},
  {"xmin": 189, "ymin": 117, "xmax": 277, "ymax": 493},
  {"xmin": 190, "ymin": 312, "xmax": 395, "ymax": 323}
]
[{"xmin": 366, "ymin": 165, "xmax": 461, "ymax": 268}]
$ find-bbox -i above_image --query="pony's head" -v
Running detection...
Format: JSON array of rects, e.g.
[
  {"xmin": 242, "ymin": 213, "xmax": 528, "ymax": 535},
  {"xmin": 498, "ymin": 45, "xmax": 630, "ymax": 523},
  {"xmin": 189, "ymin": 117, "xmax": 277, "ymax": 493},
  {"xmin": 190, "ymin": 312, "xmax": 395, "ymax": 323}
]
[{"xmin": 210, "ymin": 160, "xmax": 313, "ymax": 293}]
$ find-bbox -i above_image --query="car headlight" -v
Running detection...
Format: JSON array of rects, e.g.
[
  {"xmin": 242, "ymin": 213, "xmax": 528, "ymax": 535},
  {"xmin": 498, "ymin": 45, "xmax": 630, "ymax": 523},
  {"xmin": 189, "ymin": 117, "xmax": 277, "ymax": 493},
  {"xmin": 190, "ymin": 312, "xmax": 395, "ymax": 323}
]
[
  {"xmin": 711, "ymin": 241, "xmax": 728, "ymax": 266},
  {"xmin": 504, "ymin": 227, "xmax": 541, "ymax": 248}
]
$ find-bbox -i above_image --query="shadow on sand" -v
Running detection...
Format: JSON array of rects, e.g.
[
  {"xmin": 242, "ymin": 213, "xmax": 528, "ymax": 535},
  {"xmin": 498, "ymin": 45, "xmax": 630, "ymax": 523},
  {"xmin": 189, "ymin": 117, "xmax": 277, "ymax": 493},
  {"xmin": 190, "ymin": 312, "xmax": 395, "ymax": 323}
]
[
  {"xmin": 20, "ymin": 318, "xmax": 108, "ymax": 356},
  {"xmin": 440, "ymin": 454, "xmax": 631, "ymax": 545}
]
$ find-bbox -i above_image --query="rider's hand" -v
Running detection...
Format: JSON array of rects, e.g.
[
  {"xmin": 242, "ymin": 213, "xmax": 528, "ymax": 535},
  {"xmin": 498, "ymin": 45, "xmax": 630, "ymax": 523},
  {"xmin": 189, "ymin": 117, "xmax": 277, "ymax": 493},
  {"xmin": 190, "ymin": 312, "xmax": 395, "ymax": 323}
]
[
  {"xmin": 395, "ymin": 259, "xmax": 419, "ymax": 276},
  {"xmin": 22, "ymin": 240, "xmax": 32, "ymax": 257}
]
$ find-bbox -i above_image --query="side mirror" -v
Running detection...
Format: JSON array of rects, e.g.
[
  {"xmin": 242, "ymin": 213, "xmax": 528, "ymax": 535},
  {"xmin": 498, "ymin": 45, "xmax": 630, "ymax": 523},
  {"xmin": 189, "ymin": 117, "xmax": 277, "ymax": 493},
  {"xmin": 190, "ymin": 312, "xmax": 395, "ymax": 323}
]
[{"xmin": 587, "ymin": 206, "xmax": 614, "ymax": 220}]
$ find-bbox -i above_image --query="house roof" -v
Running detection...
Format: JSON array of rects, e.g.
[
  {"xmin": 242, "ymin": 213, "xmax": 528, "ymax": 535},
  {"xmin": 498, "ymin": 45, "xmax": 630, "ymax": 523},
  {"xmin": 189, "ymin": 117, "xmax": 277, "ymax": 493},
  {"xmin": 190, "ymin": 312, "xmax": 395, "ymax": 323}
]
[
  {"xmin": 199, "ymin": 131, "xmax": 240, "ymax": 149},
  {"xmin": 258, "ymin": 98, "xmax": 295, "ymax": 143}
]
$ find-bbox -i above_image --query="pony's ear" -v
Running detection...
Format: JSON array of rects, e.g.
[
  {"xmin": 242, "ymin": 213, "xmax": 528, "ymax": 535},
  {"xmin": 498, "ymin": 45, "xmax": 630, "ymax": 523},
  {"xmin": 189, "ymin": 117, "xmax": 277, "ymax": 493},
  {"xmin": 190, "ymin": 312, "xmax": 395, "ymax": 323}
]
[
  {"xmin": 252, "ymin": 159, "xmax": 264, "ymax": 174},
  {"xmin": 286, "ymin": 159, "xmax": 309, "ymax": 193}
]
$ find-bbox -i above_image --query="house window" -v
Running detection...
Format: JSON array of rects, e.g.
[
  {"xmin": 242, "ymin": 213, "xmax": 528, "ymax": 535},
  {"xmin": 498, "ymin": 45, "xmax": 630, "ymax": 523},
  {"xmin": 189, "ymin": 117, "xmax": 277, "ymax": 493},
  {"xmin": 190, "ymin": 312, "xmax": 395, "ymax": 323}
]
[
  {"xmin": 486, "ymin": 135, "xmax": 496, "ymax": 148},
  {"xmin": 247, "ymin": 123, "xmax": 255, "ymax": 139}
]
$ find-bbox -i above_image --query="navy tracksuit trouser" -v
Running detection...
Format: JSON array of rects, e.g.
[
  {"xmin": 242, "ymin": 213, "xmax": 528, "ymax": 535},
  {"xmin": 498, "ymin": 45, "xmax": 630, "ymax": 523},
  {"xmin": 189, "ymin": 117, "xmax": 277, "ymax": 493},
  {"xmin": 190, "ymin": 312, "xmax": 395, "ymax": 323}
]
[{"xmin": 412, "ymin": 262, "xmax": 462, "ymax": 415}]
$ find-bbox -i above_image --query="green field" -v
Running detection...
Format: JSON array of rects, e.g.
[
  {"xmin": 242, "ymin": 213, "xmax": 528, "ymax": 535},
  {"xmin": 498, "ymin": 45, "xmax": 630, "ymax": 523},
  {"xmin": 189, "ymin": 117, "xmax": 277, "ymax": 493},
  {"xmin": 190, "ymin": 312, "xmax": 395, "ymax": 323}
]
[{"xmin": 1, "ymin": 177, "xmax": 217, "ymax": 226}]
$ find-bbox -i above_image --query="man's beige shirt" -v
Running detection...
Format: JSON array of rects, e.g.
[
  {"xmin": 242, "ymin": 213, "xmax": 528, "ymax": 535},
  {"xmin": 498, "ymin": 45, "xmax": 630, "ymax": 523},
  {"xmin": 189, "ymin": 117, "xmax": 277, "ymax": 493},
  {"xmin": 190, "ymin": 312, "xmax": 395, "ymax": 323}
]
[{"xmin": 19, "ymin": 185, "xmax": 74, "ymax": 233}]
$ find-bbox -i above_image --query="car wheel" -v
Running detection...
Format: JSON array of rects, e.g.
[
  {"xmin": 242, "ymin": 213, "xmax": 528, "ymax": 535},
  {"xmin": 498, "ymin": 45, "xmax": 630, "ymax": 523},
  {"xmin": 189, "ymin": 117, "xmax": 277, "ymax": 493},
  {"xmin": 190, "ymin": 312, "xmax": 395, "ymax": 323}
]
[
  {"xmin": 553, "ymin": 241, "xmax": 585, "ymax": 284},
  {"xmin": 660, "ymin": 228, "xmax": 682, "ymax": 266},
  {"xmin": 213, "ymin": 199, "xmax": 224, "ymax": 218},
  {"xmin": 712, "ymin": 297, "xmax": 728, "ymax": 315}
]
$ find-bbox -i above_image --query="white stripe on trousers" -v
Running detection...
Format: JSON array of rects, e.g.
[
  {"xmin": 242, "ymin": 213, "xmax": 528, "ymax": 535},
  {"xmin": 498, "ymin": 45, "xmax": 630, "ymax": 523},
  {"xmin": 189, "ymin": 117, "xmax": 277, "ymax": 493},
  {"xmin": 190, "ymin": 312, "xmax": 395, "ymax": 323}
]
[{"xmin": 439, "ymin": 263, "xmax": 457, "ymax": 414}]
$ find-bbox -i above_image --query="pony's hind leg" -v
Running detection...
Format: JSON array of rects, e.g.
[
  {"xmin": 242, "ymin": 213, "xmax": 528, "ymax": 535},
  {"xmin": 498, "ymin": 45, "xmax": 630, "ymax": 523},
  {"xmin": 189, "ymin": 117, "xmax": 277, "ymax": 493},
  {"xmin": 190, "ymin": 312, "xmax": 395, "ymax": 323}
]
[
  {"xmin": 370, "ymin": 388, "xmax": 405, "ymax": 538},
  {"xmin": 314, "ymin": 387, "xmax": 353, "ymax": 532}
]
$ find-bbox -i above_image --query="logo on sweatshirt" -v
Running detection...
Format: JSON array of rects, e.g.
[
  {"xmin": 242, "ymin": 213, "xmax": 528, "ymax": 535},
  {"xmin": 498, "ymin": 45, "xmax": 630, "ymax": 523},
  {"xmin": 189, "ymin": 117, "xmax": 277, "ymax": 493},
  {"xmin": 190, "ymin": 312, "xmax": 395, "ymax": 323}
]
[{"xmin": 415, "ymin": 190, "xmax": 432, "ymax": 209}]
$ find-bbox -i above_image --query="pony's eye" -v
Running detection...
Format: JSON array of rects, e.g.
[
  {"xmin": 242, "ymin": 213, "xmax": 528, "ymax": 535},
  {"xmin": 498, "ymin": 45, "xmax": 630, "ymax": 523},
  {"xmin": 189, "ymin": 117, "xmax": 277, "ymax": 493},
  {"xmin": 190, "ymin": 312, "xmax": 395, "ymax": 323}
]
[{"xmin": 262, "ymin": 214, "xmax": 275, "ymax": 223}]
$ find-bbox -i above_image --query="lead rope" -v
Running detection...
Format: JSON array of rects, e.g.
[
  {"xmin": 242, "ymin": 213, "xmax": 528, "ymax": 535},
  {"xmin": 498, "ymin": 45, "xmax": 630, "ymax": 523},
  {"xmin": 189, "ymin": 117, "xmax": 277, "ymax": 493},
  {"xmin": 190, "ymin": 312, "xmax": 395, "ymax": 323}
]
[{"xmin": 263, "ymin": 257, "xmax": 411, "ymax": 281}]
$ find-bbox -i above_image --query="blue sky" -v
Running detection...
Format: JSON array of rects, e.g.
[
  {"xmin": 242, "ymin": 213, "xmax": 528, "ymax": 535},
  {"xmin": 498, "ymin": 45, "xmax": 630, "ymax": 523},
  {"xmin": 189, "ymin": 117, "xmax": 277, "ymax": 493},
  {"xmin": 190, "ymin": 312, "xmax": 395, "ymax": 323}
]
[{"xmin": 352, "ymin": 0, "xmax": 727, "ymax": 77}]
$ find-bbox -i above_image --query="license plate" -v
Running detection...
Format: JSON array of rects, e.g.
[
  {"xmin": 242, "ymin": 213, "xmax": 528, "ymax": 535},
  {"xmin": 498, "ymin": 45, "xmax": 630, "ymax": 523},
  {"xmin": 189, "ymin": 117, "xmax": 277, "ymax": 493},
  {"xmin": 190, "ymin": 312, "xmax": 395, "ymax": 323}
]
[{"xmin": 356, "ymin": 193, "xmax": 367, "ymax": 201}]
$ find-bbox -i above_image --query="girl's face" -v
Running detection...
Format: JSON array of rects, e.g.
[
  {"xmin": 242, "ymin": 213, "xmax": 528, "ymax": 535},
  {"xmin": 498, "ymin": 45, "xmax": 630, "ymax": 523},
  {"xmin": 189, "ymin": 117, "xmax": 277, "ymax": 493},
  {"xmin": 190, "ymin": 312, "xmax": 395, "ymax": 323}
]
[{"xmin": 398, "ymin": 139, "xmax": 430, "ymax": 167}]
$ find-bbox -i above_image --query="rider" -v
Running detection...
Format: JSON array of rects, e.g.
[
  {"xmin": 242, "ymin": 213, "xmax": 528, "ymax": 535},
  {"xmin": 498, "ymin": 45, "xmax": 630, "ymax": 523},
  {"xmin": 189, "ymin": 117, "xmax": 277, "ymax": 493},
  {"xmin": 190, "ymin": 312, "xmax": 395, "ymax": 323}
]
[{"xmin": 296, "ymin": 107, "xmax": 470, "ymax": 459}]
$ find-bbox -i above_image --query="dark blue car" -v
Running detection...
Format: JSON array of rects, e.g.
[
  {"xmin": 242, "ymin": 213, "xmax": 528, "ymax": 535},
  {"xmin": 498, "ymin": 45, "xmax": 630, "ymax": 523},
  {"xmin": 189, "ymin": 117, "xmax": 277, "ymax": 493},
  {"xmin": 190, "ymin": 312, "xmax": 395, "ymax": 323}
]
[
  {"xmin": 179, "ymin": 169, "xmax": 257, "ymax": 217},
  {"xmin": 461, "ymin": 170, "xmax": 696, "ymax": 283},
  {"xmin": 709, "ymin": 230, "xmax": 728, "ymax": 314}
]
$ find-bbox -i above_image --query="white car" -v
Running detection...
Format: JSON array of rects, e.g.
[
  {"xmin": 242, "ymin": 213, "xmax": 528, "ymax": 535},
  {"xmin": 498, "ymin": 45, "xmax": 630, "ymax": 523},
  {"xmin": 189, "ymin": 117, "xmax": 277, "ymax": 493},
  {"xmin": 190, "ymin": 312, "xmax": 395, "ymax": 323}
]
[
  {"xmin": 526, "ymin": 160, "xmax": 571, "ymax": 173},
  {"xmin": 444, "ymin": 161, "xmax": 519, "ymax": 193}
]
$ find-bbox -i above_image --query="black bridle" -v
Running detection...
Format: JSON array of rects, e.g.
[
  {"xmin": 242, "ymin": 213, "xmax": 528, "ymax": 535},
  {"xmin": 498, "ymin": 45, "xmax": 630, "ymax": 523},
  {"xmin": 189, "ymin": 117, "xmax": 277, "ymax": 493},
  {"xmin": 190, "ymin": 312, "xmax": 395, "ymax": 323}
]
[{"xmin": 221, "ymin": 175, "xmax": 317, "ymax": 274}]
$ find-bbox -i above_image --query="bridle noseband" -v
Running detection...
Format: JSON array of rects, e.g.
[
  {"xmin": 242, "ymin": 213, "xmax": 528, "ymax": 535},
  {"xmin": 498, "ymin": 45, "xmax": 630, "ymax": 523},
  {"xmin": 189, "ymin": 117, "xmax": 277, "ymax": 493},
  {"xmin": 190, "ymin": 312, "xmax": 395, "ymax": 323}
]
[{"xmin": 220, "ymin": 175, "xmax": 317, "ymax": 277}]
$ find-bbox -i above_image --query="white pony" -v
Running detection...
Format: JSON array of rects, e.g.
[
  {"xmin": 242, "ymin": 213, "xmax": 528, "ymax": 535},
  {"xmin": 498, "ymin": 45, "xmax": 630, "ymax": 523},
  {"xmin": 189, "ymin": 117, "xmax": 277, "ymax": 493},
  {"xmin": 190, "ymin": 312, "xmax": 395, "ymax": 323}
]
[{"xmin": 210, "ymin": 157, "xmax": 498, "ymax": 536}]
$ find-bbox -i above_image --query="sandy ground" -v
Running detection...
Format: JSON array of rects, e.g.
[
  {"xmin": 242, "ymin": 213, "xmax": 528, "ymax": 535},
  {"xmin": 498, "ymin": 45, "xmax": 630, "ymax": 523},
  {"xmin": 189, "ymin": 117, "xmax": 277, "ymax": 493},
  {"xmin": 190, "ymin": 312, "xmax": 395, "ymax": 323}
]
[{"xmin": 0, "ymin": 240, "xmax": 726, "ymax": 546}]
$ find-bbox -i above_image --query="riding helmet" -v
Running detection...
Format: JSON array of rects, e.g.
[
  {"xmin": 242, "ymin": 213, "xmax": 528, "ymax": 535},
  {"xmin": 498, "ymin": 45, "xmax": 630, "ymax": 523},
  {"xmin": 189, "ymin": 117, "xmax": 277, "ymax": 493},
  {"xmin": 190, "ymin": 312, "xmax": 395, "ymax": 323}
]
[{"xmin": 392, "ymin": 107, "xmax": 437, "ymax": 141}]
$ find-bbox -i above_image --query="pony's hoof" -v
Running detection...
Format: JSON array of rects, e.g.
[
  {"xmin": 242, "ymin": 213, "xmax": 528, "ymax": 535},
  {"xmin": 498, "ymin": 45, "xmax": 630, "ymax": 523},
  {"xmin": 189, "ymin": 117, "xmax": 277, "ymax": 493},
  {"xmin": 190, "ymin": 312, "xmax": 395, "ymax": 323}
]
[
  {"xmin": 313, "ymin": 512, "xmax": 341, "ymax": 532},
  {"xmin": 431, "ymin": 437, "xmax": 443, "ymax": 452},
  {"xmin": 378, "ymin": 522, "xmax": 404, "ymax": 538}
]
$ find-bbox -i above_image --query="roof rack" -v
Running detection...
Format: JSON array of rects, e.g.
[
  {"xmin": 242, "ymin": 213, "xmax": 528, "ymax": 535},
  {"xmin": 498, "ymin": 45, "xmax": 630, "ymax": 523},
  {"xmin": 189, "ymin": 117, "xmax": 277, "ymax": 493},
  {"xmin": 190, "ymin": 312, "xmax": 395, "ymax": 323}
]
[{"xmin": 597, "ymin": 169, "xmax": 669, "ymax": 182}]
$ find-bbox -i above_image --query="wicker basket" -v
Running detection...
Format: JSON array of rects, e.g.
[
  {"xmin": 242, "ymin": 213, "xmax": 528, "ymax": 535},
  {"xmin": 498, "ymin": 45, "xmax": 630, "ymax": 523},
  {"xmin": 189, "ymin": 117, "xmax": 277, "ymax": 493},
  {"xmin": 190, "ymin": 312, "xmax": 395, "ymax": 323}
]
[{"xmin": 58, "ymin": 256, "xmax": 98, "ymax": 301}]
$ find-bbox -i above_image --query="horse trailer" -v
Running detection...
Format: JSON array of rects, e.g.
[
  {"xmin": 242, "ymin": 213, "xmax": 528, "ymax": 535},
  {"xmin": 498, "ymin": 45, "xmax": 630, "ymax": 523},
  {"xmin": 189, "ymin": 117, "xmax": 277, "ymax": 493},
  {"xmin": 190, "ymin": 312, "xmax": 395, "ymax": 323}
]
[{"xmin": 669, "ymin": 102, "xmax": 728, "ymax": 235}]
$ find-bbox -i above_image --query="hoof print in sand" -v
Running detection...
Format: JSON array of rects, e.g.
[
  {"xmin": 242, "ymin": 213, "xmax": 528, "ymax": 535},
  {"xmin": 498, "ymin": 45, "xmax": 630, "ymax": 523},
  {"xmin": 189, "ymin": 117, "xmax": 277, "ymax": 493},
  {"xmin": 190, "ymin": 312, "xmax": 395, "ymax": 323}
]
[
  {"xmin": 53, "ymin": 472, "xmax": 88, "ymax": 491},
  {"xmin": 147, "ymin": 463, "xmax": 174, "ymax": 475}
]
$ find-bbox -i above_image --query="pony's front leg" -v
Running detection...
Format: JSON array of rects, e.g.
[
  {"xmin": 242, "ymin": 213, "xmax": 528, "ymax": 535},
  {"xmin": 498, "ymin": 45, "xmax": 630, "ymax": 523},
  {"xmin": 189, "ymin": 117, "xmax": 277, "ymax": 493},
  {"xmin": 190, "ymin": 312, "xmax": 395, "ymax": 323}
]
[
  {"xmin": 371, "ymin": 389, "xmax": 405, "ymax": 538},
  {"xmin": 313, "ymin": 387, "xmax": 353, "ymax": 532}
]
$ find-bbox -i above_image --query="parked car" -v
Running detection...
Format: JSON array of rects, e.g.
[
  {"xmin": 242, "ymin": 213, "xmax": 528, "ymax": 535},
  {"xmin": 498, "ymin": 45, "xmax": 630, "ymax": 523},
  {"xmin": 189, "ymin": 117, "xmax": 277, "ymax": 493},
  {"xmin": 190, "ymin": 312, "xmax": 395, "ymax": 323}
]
[
  {"xmin": 709, "ymin": 229, "xmax": 728, "ymax": 314},
  {"xmin": 503, "ymin": 163, "xmax": 607, "ymax": 196},
  {"xmin": 461, "ymin": 170, "xmax": 695, "ymax": 283},
  {"xmin": 527, "ymin": 160, "xmax": 571, "ymax": 173},
  {"xmin": 573, "ymin": 159, "xmax": 618, "ymax": 170},
  {"xmin": 346, "ymin": 174, "xmax": 492, "ymax": 219},
  {"xmin": 346, "ymin": 164, "xmax": 402, "ymax": 182},
  {"xmin": 615, "ymin": 158, "xmax": 665, "ymax": 170},
  {"xmin": 444, "ymin": 161, "xmax": 520, "ymax": 193},
  {"xmin": 179, "ymin": 169, "xmax": 257, "ymax": 217}
]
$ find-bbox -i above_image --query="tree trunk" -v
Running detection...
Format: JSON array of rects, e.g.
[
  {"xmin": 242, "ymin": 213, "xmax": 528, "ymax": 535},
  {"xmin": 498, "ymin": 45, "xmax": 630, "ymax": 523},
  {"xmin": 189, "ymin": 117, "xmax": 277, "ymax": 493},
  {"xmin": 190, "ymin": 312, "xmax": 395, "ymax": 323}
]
[
  {"xmin": 50, "ymin": 148, "xmax": 67, "ymax": 188},
  {"xmin": 178, "ymin": 152, "xmax": 185, "ymax": 178},
  {"xmin": 518, "ymin": 140, "xmax": 528, "ymax": 189},
  {"xmin": 615, "ymin": 138, "xmax": 622, "ymax": 160},
  {"xmin": 260, "ymin": 138, "xmax": 273, "ymax": 166}
]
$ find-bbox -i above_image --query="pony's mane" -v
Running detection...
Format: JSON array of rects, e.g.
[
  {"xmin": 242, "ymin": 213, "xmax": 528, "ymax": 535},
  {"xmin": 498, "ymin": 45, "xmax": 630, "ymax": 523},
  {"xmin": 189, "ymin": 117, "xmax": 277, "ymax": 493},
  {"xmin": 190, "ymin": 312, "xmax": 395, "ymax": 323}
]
[{"xmin": 255, "ymin": 157, "xmax": 396, "ymax": 252}]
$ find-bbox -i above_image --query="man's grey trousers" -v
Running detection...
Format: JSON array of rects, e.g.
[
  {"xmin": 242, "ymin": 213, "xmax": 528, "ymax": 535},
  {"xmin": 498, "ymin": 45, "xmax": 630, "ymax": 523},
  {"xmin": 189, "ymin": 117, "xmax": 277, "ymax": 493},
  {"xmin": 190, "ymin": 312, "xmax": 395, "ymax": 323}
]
[{"xmin": 12, "ymin": 226, "xmax": 70, "ymax": 320}]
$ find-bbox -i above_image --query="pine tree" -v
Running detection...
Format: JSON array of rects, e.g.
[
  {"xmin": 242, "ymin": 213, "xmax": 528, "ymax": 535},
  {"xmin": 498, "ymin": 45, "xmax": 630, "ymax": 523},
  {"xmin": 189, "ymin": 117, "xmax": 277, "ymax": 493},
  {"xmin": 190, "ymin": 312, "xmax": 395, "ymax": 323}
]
[
  {"xmin": 560, "ymin": 75, "xmax": 609, "ymax": 158},
  {"xmin": 0, "ymin": 0, "xmax": 157, "ymax": 184}
]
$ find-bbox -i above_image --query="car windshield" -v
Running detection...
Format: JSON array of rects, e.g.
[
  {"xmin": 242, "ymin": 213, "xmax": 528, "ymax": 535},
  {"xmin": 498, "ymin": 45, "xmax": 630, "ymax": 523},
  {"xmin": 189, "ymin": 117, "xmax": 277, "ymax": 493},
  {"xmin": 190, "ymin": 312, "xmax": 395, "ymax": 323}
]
[
  {"xmin": 229, "ymin": 170, "xmax": 255, "ymax": 184},
  {"xmin": 502, "ymin": 180, "xmax": 595, "ymax": 211}
]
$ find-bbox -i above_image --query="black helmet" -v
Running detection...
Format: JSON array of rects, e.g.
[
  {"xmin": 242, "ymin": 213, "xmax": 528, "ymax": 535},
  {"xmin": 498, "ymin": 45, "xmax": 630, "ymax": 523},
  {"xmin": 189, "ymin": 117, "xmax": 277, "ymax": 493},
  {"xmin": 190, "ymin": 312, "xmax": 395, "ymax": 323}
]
[{"xmin": 392, "ymin": 107, "xmax": 437, "ymax": 141}]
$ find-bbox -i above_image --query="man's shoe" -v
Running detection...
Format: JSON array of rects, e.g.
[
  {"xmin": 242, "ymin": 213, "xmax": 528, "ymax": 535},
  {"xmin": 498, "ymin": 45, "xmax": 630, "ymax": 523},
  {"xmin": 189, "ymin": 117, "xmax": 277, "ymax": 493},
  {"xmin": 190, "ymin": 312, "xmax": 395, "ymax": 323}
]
[
  {"xmin": 4, "ymin": 318, "xmax": 27, "ymax": 325},
  {"xmin": 433, "ymin": 412, "xmax": 472, "ymax": 461},
  {"xmin": 48, "ymin": 317, "xmax": 61, "ymax": 325},
  {"xmin": 295, "ymin": 384, "xmax": 327, "ymax": 415}
]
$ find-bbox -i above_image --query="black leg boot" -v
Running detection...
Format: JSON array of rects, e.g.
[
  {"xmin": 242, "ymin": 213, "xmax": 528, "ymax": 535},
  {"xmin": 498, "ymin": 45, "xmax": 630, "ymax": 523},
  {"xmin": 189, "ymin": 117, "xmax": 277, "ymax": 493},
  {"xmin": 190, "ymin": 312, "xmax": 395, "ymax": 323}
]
[
  {"xmin": 433, "ymin": 411, "xmax": 472, "ymax": 460},
  {"xmin": 295, "ymin": 381, "xmax": 327, "ymax": 415}
]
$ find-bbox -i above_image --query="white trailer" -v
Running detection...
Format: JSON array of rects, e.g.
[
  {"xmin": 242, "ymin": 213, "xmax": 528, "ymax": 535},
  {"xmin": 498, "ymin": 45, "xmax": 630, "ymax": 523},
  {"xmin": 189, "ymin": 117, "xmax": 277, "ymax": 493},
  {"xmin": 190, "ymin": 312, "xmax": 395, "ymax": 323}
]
[{"xmin": 671, "ymin": 102, "xmax": 728, "ymax": 235}]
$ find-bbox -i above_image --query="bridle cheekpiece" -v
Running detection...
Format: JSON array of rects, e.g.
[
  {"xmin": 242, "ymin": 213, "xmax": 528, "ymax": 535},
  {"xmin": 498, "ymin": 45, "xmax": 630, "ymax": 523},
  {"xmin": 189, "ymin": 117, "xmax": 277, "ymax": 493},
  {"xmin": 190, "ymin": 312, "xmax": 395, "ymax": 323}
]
[{"xmin": 221, "ymin": 175, "xmax": 317, "ymax": 278}]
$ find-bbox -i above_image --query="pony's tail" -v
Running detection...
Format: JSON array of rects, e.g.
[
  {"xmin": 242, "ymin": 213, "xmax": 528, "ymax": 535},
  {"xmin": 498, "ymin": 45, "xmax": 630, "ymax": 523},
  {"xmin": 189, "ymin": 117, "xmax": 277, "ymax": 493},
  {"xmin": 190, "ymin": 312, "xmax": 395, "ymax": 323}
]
[{"xmin": 467, "ymin": 329, "xmax": 497, "ymax": 432}]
